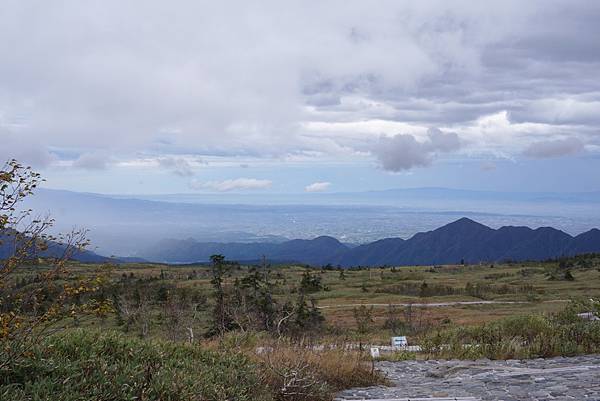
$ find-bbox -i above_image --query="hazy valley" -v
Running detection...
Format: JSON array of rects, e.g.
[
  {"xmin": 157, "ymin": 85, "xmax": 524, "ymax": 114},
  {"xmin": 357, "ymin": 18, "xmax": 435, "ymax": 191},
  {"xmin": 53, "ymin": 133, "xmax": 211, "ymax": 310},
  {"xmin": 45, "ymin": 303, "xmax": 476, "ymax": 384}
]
[{"xmin": 22, "ymin": 188, "xmax": 600, "ymax": 260}]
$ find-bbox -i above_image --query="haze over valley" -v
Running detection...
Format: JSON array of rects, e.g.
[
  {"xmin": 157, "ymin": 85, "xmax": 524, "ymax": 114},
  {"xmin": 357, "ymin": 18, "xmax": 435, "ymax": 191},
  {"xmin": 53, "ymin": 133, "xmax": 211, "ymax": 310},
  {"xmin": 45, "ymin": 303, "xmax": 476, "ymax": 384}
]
[{"xmin": 21, "ymin": 187, "xmax": 600, "ymax": 260}]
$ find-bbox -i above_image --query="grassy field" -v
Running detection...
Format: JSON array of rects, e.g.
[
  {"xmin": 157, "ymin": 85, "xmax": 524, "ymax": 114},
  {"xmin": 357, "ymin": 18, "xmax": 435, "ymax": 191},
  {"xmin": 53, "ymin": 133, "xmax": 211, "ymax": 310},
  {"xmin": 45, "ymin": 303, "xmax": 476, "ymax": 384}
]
[
  {"xmin": 14, "ymin": 256, "xmax": 600, "ymax": 342},
  {"xmin": 4, "ymin": 256, "xmax": 600, "ymax": 400}
]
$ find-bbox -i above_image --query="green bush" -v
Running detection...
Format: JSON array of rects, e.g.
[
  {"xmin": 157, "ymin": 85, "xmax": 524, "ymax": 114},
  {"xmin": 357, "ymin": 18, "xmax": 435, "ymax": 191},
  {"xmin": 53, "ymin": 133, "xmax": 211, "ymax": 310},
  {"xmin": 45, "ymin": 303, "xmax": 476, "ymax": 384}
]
[
  {"xmin": 1, "ymin": 330, "xmax": 268, "ymax": 401},
  {"xmin": 420, "ymin": 304, "xmax": 600, "ymax": 360}
]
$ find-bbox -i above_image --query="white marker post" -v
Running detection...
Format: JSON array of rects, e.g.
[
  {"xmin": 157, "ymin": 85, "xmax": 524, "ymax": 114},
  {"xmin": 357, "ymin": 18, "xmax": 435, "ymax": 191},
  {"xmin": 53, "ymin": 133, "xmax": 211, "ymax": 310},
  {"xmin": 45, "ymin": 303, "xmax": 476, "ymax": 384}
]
[{"xmin": 369, "ymin": 347, "xmax": 379, "ymax": 374}]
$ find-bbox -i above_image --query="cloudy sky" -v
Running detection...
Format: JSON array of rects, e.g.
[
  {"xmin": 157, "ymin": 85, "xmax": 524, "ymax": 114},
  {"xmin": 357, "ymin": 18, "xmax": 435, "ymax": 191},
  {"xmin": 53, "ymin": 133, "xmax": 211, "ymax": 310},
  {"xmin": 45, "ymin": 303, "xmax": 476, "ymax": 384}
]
[{"xmin": 2, "ymin": 0, "xmax": 600, "ymax": 194}]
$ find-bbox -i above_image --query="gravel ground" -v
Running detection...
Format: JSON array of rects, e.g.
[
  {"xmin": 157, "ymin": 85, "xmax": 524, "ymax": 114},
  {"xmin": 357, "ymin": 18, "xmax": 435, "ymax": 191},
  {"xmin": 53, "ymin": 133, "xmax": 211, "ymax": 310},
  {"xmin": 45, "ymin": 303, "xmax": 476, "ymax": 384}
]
[{"xmin": 335, "ymin": 355, "xmax": 600, "ymax": 401}]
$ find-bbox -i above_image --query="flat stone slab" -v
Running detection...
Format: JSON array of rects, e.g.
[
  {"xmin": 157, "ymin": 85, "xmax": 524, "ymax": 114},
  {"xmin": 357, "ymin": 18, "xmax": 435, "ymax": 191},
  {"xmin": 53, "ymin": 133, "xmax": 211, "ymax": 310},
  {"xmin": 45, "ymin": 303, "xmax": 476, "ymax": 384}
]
[
  {"xmin": 335, "ymin": 355, "xmax": 600, "ymax": 401},
  {"xmin": 339, "ymin": 398, "xmax": 480, "ymax": 401}
]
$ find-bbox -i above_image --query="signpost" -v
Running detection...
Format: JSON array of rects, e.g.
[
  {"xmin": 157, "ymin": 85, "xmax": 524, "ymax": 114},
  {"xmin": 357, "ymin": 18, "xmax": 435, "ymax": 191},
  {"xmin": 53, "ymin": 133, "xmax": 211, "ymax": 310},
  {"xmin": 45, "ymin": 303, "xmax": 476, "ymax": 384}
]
[
  {"xmin": 370, "ymin": 347, "xmax": 380, "ymax": 359},
  {"xmin": 391, "ymin": 336, "xmax": 408, "ymax": 348}
]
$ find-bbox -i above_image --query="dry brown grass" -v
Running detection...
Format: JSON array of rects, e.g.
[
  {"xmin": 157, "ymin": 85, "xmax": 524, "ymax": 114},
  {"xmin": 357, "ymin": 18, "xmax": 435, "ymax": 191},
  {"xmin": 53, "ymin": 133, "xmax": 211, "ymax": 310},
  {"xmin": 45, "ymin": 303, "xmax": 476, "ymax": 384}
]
[
  {"xmin": 255, "ymin": 345, "xmax": 387, "ymax": 401},
  {"xmin": 201, "ymin": 333, "xmax": 387, "ymax": 401}
]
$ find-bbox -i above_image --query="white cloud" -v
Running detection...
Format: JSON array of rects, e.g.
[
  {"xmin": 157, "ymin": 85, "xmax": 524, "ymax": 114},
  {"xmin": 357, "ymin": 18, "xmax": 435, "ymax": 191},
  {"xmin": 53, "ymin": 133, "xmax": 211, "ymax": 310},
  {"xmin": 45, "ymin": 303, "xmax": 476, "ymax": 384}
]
[
  {"xmin": 525, "ymin": 98, "xmax": 600, "ymax": 125},
  {"xmin": 305, "ymin": 182, "xmax": 331, "ymax": 192},
  {"xmin": 456, "ymin": 111, "xmax": 579, "ymax": 158},
  {"xmin": 190, "ymin": 178, "xmax": 272, "ymax": 192}
]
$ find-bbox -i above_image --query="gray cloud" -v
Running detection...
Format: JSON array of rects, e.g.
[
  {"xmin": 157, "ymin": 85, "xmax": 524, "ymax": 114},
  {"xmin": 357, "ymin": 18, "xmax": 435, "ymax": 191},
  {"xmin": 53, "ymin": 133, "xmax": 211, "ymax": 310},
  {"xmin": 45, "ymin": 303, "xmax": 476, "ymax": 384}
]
[
  {"xmin": 157, "ymin": 157, "xmax": 197, "ymax": 177},
  {"xmin": 480, "ymin": 162, "xmax": 497, "ymax": 171},
  {"xmin": 0, "ymin": 131, "xmax": 54, "ymax": 168},
  {"xmin": 72, "ymin": 152, "xmax": 110, "ymax": 170},
  {"xmin": 0, "ymin": 0, "xmax": 599, "ymax": 169},
  {"xmin": 523, "ymin": 138, "xmax": 585, "ymax": 159},
  {"xmin": 372, "ymin": 128, "xmax": 461, "ymax": 172}
]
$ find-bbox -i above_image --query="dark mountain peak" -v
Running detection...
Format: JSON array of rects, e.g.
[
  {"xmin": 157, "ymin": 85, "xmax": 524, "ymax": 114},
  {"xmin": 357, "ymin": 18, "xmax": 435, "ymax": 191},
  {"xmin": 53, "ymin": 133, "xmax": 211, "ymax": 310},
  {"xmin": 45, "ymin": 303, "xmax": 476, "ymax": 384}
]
[
  {"xmin": 493, "ymin": 226, "xmax": 535, "ymax": 240},
  {"xmin": 372, "ymin": 237, "xmax": 405, "ymax": 245},
  {"xmin": 572, "ymin": 228, "xmax": 600, "ymax": 241},
  {"xmin": 566, "ymin": 227, "xmax": 600, "ymax": 255},
  {"xmin": 579, "ymin": 228, "xmax": 600, "ymax": 235},
  {"xmin": 532, "ymin": 226, "xmax": 572, "ymax": 237},
  {"xmin": 451, "ymin": 217, "xmax": 486, "ymax": 226},
  {"xmin": 312, "ymin": 235, "xmax": 343, "ymax": 244},
  {"xmin": 436, "ymin": 217, "xmax": 492, "ymax": 233},
  {"xmin": 534, "ymin": 226, "xmax": 559, "ymax": 232},
  {"xmin": 284, "ymin": 236, "xmax": 343, "ymax": 246}
]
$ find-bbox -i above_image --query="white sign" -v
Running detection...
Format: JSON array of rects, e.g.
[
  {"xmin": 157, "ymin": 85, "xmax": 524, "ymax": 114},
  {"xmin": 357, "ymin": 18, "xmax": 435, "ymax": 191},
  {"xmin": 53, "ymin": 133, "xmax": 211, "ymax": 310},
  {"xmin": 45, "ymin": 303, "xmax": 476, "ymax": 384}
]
[
  {"xmin": 391, "ymin": 336, "xmax": 408, "ymax": 347},
  {"xmin": 370, "ymin": 347, "xmax": 380, "ymax": 358}
]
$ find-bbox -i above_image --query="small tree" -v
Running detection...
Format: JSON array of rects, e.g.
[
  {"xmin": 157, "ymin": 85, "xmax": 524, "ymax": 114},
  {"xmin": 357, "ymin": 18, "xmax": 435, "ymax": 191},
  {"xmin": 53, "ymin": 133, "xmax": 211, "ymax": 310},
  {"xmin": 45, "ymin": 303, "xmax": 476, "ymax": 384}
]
[
  {"xmin": 383, "ymin": 304, "xmax": 408, "ymax": 335},
  {"xmin": 299, "ymin": 269, "xmax": 322, "ymax": 293},
  {"xmin": 0, "ymin": 159, "xmax": 106, "ymax": 370},
  {"xmin": 232, "ymin": 260, "xmax": 277, "ymax": 332},
  {"xmin": 353, "ymin": 305, "xmax": 374, "ymax": 336},
  {"xmin": 208, "ymin": 254, "xmax": 234, "ymax": 336},
  {"xmin": 564, "ymin": 269, "xmax": 575, "ymax": 281},
  {"xmin": 288, "ymin": 293, "xmax": 324, "ymax": 336}
]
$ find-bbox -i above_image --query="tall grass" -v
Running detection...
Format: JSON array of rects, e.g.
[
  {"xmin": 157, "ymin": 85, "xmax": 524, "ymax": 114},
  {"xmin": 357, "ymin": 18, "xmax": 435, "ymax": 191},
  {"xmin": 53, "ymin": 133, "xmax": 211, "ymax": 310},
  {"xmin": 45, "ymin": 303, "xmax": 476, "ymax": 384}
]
[
  {"xmin": 256, "ymin": 345, "xmax": 386, "ymax": 401},
  {"xmin": 203, "ymin": 332, "xmax": 388, "ymax": 401},
  {"xmin": 420, "ymin": 303, "xmax": 600, "ymax": 360}
]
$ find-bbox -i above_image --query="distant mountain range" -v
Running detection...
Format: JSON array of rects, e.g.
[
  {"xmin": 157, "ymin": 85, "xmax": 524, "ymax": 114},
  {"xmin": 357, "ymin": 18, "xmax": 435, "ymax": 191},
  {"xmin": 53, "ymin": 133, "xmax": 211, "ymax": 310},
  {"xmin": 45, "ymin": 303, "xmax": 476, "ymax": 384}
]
[
  {"xmin": 143, "ymin": 236, "xmax": 350, "ymax": 266},
  {"xmin": 3, "ymin": 217, "xmax": 599, "ymax": 266},
  {"xmin": 16, "ymin": 188, "xmax": 600, "ymax": 258},
  {"xmin": 142, "ymin": 218, "xmax": 600, "ymax": 266}
]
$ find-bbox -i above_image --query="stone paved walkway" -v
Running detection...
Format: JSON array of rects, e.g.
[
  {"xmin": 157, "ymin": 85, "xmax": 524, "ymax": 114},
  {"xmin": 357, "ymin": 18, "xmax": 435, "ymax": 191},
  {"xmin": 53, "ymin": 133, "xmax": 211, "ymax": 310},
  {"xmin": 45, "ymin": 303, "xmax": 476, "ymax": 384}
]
[{"xmin": 335, "ymin": 355, "xmax": 600, "ymax": 401}]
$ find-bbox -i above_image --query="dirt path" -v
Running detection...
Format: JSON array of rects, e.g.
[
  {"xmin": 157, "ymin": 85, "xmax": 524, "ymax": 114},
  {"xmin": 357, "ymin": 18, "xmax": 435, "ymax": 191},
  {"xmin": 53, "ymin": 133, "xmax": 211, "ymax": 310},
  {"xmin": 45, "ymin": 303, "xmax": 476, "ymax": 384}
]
[{"xmin": 317, "ymin": 300, "xmax": 568, "ymax": 309}]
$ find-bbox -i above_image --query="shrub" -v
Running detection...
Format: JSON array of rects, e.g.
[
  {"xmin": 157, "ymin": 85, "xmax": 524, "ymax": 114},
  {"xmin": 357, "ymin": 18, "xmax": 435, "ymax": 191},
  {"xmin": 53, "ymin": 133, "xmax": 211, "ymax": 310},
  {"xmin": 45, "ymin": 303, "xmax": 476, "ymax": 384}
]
[
  {"xmin": 1, "ymin": 330, "xmax": 267, "ymax": 401},
  {"xmin": 353, "ymin": 305, "xmax": 374, "ymax": 335},
  {"xmin": 1, "ymin": 160, "xmax": 102, "ymax": 370},
  {"xmin": 299, "ymin": 270, "xmax": 323, "ymax": 293}
]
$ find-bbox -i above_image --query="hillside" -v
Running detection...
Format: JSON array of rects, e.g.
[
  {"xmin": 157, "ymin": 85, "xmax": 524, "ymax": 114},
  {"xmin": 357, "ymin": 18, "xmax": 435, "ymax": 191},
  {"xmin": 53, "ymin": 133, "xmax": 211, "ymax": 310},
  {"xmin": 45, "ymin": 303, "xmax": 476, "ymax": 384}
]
[
  {"xmin": 0, "ymin": 229, "xmax": 127, "ymax": 263},
  {"xmin": 143, "ymin": 235, "xmax": 349, "ymax": 265}
]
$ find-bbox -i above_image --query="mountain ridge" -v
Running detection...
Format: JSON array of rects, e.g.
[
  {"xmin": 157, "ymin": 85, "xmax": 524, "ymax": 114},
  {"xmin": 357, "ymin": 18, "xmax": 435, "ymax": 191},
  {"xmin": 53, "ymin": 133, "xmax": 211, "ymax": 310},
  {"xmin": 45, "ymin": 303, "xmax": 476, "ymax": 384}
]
[{"xmin": 142, "ymin": 218, "xmax": 600, "ymax": 266}]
